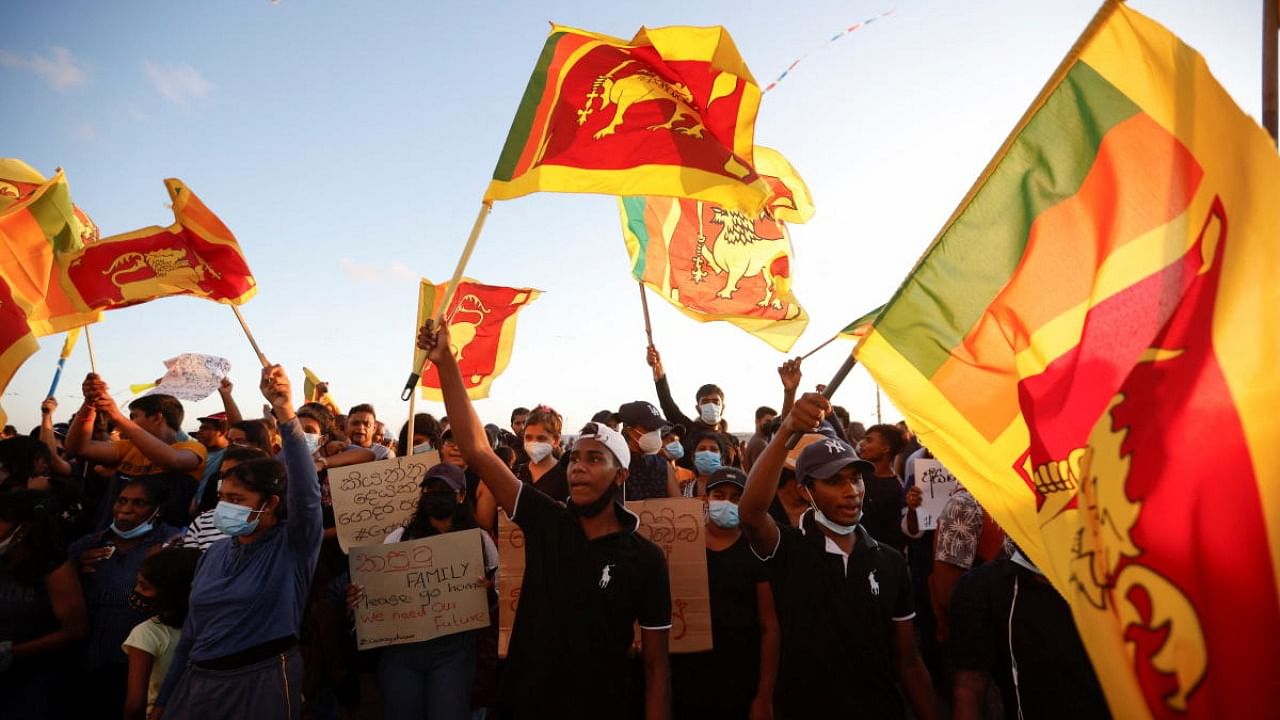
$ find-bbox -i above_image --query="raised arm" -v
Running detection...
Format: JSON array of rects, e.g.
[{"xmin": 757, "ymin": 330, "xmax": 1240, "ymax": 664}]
[
  {"xmin": 260, "ymin": 365, "xmax": 323, "ymax": 552},
  {"xmin": 63, "ymin": 374, "xmax": 121, "ymax": 465},
  {"xmin": 647, "ymin": 345, "xmax": 694, "ymax": 428},
  {"xmin": 419, "ymin": 321, "xmax": 522, "ymax": 513},
  {"xmin": 218, "ymin": 377, "xmax": 243, "ymax": 425},
  {"xmin": 38, "ymin": 397, "xmax": 72, "ymax": 477},
  {"xmin": 95, "ymin": 389, "xmax": 200, "ymax": 472},
  {"xmin": 740, "ymin": 392, "xmax": 830, "ymax": 557},
  {"xmin": 777, "ymin": 358, "xmax": 801, "ymax": 419}
]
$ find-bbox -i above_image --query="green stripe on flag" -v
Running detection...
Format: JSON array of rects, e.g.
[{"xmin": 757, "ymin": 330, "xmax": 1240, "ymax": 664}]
[
  {"xmin": 491, "ymin": 32, "xmax": 567, "ymax": 182},
  {"xmin": 621, "ymin": 196, "xmax": 650, "ymax": 279},
  {"xmin": 876, "ymin": 61, "xmax": 1140, "ymax": 377}
]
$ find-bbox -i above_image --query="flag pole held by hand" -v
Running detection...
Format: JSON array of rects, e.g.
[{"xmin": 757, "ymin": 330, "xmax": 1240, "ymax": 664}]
[
  {"xmin": 784, "ymin": 352, "xmax": 857, "ymax": 449},
  {"xmin": 402, "ymin": 200, "xmax": 492, "ymax": 401},
  {"xmin": 230, "ymin": 305, "xmax": 270, "ymax": 368},
  {"xmin": 638, "ymin": 282, "xmax": 654, "ymax": 347}
]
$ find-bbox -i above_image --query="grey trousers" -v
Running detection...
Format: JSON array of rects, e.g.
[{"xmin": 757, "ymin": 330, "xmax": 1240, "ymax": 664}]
[{"xmin": 166, "ymin": 646, "xmax": 303, "ymax": 720}]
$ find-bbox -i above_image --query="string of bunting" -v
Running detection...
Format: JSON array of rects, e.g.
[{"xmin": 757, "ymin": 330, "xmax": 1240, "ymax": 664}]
[{"xmin": 763, "ymin": 9, "xmax": 897, "ymax": 93}]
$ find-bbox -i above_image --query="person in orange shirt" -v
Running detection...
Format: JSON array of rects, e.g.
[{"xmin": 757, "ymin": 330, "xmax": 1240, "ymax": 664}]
[{"xmin": 65, "ymin": 374, "xmax": 207, "ymax": 528}]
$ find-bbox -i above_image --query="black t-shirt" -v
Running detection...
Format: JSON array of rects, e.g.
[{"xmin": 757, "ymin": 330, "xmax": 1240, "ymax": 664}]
[
  {"xmin": 948, "ymin": 558, "xmax": 1111, "ymax": 720},
  {"xmin": 761, "ymin": 511, "xmax": 914, "ymax": 718},
  {"xmin": 515, "ymin": 457, "xmax": 569, "ymax": 503},
  {"xmin": 862, "ymin": 473, "xmax": 906, "ymax": 550},
  {"xmin": 672, "ymin": 535, "xmax": 768, "ymax": 715},
  {"xmin": 501, "ymin": 484, "xmax": 671, "ymax": 718},
  {"xmin": 625, "ymin": 453, "xmax": 669, "ymax": 501}
]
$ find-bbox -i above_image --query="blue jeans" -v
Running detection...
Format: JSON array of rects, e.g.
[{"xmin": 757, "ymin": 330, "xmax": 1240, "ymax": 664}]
[{"xmin": 377, "ymin": 631, "xmax": 476, "ymax": 720}]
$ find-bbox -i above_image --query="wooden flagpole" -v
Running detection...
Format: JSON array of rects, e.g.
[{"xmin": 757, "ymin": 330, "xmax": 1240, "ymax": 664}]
[
  {"xmin": 230, "ymin": 305, "xmax": 270, "ymax": 368},
  {"xmin": 402, "ymin": 200, "xmax": 493, "ymax": 401},
  {"xmin": 83, "ymin": 325, "xmax": 98, "ymax": 375},
  {"xmin": 638, "ymin": 282, "xmax": 654, "ymax": 347},
  {"xmin": 799, "ymin": 332, "xmax": 839, "ymax": 361}
]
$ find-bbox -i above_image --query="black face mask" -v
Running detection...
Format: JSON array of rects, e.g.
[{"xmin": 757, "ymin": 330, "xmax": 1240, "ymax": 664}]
[
  {"xmin": 129, "ymin": 590, "xmax": 158, "ymax": 615},
  {"xmin": 421, "ymin": 492, "xmax": 457, "ymax": 520},
  {"xmin": 567, "ymin": 480, "xmax": 619, "ymax": 518}
]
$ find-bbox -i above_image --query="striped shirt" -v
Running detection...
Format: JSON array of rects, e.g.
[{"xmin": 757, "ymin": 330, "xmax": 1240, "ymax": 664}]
[{"xmin": 183, "ymin": 510, "xmax": 227, "ymax": 551}]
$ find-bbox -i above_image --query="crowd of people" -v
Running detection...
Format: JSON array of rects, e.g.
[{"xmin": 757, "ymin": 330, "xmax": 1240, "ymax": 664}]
[{"xmin": 0, "ymin": 321, "xmax": 1112, "ymax": 719}]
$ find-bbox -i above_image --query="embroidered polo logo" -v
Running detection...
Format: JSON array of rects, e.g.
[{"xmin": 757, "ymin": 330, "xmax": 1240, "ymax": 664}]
[
  {"xmin": 868, "ymin": 569, "xmax": 880, "ymax": 596},
  {"xmin": 599, "ymin": 563, "xmax": 616, "ymax": 589}
]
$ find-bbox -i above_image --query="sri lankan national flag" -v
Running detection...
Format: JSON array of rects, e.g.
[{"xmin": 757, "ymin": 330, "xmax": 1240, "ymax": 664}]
[
  {"xmin": 487, "ymin": 23, "xmax": 772, "ymax": 214},
  {"xmin": 411, "ymin": 278, "xmax": 540, "ymax": 400},
  {"xmin": 854, "ymin": 2, "xmax": 1280, "ymax": 716},
  {"xmin": 63, "ymin": 179, "xmax": 256, "ymax": 310},
  {"xmin": 619, "ymin": 146, "xmax": 811, "ymax": 352},
  {"xmin": 0, "ymin": 160, "xmax": 102, "ymax": 334}
]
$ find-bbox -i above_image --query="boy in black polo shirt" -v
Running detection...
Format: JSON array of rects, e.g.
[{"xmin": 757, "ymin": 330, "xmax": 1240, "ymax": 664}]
[
  {"xmin": 419, "ymin": 320, "xmax": 673, "ymax": 720},
  {"xmin": 739, "ymin": 392, "xmax": 939, "ymax": 719}
]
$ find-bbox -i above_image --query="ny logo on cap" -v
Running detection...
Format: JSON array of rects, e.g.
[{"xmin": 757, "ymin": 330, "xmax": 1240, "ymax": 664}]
[{"xmin": 823, "ymin": 439, "xmax": 844, "ymax": 454}]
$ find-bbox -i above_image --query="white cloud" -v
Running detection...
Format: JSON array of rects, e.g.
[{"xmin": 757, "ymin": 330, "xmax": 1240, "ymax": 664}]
[
  {"xmin": 143, "ymin": 61, "xmax": 213, "ymax": 105},
  {"xmin": 341, "ymin": 258, "xmax": 420, "ymax": 285},
  {"xmin": 0, "ymin": 46, "xmax": 87, "ymax": 91}
]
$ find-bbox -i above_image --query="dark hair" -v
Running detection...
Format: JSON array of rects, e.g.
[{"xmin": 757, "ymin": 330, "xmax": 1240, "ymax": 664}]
[
  {"xmin": 402, "ymin": 482, "xmax": 479, "ymax": 541},
  {"xmin": 847, "ymin": 421, "xmax": 867, "ymax": 441},
  {"xmin": 0, "ymin": 490, "xmax": 66, "ymax": 585},
  {"xmin": 128, "ymin": 394, "xmax": 185, "ymax": 432},
  {"xmin": 695, "ymin": 383, "xmax": 724, "ymax": 402},
  {"xmin": 198, "ymin": 417, "xmax": 228, "ymax": 434},
  {"xmin": 495, "ymin": 445, "xmax": 516, "ymax": 468},
  {"xmin": 397, "ymin": 413, "xmax": 443, "ymax": 457},
  {"xmin": 197, "ymin": 445, "xmax": 269, "ymax": 513},
  {"xmin": 867, "ymin": 423, "xmax": 906, "ymax": 457},
  {"xmin": 2, "ymin": 425, "xmax": 15, "ymax": 435},
  {"xmin": 297, "ymin": 403, "xmax": 335, "ymax": 435},
  {"xmin": 118, "ymin": 475, "xmax": 169, "ymax": 510},
  {"xmin": 138, "ymin": 547, "xmax": 201, "ymax": 628},
  {"xmin": 832, "ymin": 406, "xmax": 851, "ymax": 432},
  {"xmin": 510, "ymin": 407, "xmax": 530, "ymax": 423},
  {"xmin": 347, "ymin": 403, "xmax": 377, "ymax": 420},
  {"xmin": 755, "ymin": 406, "xmax": 778, "ymax": 422},
  {"xmin": 0, "ymin": 436, "xmax": 52, "ymax": 490},
  {"xmin": 691, "ymin": 430, "xmax": 731, "ymax": 463},
  {"xmin": 229, "ymin": 420, "xmax": 273, "ymax": 453},
  {"xmin": 223, "ymin": 458, "xmax": 288, "ymax": 519}
]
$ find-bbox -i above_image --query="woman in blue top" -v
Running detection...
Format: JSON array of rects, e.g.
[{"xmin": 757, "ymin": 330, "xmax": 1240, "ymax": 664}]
[{"xmin": 154, "ymin": 365, "xmax": 323, "ymax": 720}]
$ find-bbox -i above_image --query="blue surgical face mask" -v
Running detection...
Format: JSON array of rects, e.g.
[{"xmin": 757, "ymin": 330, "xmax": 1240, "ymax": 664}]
[
  {"xmin": 707, "ymin": 500, "xmax": 740, "ymax": 529},
  {"xmin": 664, "ymin": 442, "xmax": 684, "ymax": 461},
  {"xmin": 212, "ymin": 501, "xmax": 267, "ymax": 537},
  {"xmin": 112, "ymin": 511, "xmax": 158, "ymax": 540},
  {"xmin": 699, "ymin": 402, "xmax": 722, "ymax": 425},
  {"xmin": 694, "ymin": 450, "xmax": 722, "ymax": 476},
  {"xmin": 303, "ymin": 433, "xmax": 322, "ymax": 454},
  {"xmin": 412, "ymin": 442, "xmax": 435, "ymax": 455}
]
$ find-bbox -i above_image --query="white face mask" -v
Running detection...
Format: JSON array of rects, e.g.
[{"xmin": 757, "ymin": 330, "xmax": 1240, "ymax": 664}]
[
  {"xmin": 303, "ymin": 433, "xmax": 322, "ymax": 454},
  {"xmin": 805, "ymin": 488, "xmax": 859, "ymax": 535},
  {"xmin": 636, "ymin": 429, "xmax": 663, "ymax": 455},
  {"xmin": 412, "ymin": 442, "xmax": 434, "ymax": 455},
  {"xmin": 525, "ymin": 441, "xmax": 554, "ymax": 464},
  {"xmin": 699, "ymin": 402, "xmax": 722, "ymax": 425}
]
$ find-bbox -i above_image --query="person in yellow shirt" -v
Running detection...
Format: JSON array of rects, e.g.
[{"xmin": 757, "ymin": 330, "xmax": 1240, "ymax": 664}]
[{"xmin": 65, "ymin": 374, "xmax": 207, "ymax": 528}]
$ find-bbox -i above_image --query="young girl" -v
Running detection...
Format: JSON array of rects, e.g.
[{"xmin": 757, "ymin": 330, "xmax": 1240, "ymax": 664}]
[
  {"xmin": 347, "ymin": 462, "xmax": 498, "ymax": 720},
  {"xmin": 122, "ymin": 547, "xmax": 201, "ymax": 720},
  {"xmin": 683, "ymin": 433, "xmax": 731, "ymax": 498}
]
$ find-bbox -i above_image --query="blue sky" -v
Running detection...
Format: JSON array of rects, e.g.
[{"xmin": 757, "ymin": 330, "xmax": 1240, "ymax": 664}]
[{"xmin": 2, "ymin": 0, "xmax": 1267, "ymax": 434}]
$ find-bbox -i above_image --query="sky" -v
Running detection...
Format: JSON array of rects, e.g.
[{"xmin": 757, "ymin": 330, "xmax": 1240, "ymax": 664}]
[{"xmin": 1, "ymin": 0, "xmax": 1269, "ymax": 436}]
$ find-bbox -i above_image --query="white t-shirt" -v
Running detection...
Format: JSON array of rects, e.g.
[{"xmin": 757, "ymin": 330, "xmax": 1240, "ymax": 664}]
[{"xmin": 122, "ymin": 618, "xmax": 182, "ymax": 713}]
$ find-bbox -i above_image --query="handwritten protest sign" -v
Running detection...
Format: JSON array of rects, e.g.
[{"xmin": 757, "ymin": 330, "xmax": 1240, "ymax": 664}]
[
  {"xmin": 143, "ymin": 353, "xmax": 230, "ymax": 402},
  {"xmin": 349, "ymin": 529, "xmax": 490, "ymax": 650},
  {"xmin": 913, "ymin": 458, "xmax": 959, "ymax": 531},
  {"xmin": 329, "ymin": 452, "xmax": 441, "ymax": 552},
  {"xmin": 497, "ymin": 497, "xmax": 711, "ymax": 656}
]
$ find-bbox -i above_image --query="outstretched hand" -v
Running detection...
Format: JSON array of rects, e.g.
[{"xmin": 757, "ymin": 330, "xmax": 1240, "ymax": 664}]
[
  {"xmin": 259, "ymin": 365, "xmax": 294, "ymax": 416},
  {"xmin": 783, "ymin": 392, "xmax": 832, "ymax": 435},
  {"xmin": 778, "ymin": 358, "xmax": 802, "ymax": 392},
  {"xmin": 646, "ymin": 345, "xmax": 663, "ymax": 379}
]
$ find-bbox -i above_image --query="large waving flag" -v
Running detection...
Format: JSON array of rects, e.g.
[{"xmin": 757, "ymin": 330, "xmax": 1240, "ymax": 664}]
[
  {"xmin": 411, "ymin": 278, "xmax": 540, "ymax": 400},
  {"xmin": 619, "ymin": 146, "xmax": 811, "ymax": 351},
  {"xmin": 63, "ymin": 179, "xmax": 256, "ymax": 310},
  {"xmin": 853, "ymin": 2, "xmax": 1280, "ymax": 717},
  {"xmin": 0, "ymin": 160, "xmax": 102, "ymax": 334},
  {"xmin": 486, "ymin": 23, "xmax": 772, "ymax": 213}
]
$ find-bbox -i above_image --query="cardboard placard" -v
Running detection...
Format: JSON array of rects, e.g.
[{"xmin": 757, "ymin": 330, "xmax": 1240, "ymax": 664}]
[
  {"xmin": 329, "ymin": 453, "xmax": 441, "ymax": 551},
  {"xmin": 496, "ymin": 497, "xmax": 711, "ymax": 656},
  {"xmin": 349, "ymin": 529, "xmax": 490, "ymax": 650},
  {"xmin": 913, "ymin": 458, "xmax": 959, "ymax": 531}
]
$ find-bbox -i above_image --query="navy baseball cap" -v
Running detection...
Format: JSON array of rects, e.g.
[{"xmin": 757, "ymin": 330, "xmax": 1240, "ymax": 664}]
[
  {"xmin": 617, "ymin": 401, "xmax": 669, "ymax": 432},
  {"xmin": 706, "ymin": 467, "xmax": 747, "ymax": 491},
  {"xmin": 794, "ymin": 438, "xmax": 874, "ymax": 484},
  {"xmin": 420, "ymin": 463, "xmax": 467, "ymax": 493}
]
